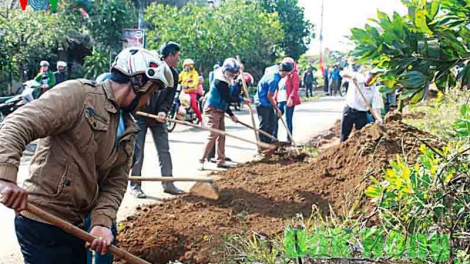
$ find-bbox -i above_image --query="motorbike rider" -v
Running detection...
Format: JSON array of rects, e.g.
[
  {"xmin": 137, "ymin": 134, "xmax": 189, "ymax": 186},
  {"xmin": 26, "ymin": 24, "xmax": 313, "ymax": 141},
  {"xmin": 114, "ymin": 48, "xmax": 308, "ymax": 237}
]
[
  {"xmin": 179, "ymin": 59, "xmax": 203, "ymax": 124},
  {"xmin": 0, "ymin": 47, "xmax": 173, "ymax": 264},
  {"xmin": 54, "ymin": 61, "xmax": 68, "ymax": 85},
  {"xmin": 199, "ymin": 58, "xmax": 251, "ymax": 170},
  {"xmin": 130, "ymin": 41, "xmax": 184, "ymax": 198},
  {"xmin": 34, "ymin": 60, "xmax": 56, "ymax": 94}
]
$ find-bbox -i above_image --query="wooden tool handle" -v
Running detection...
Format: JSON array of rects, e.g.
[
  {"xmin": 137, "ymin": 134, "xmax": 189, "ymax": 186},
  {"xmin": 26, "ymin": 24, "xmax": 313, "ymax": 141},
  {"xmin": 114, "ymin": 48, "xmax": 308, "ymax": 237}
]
[
  {"xmin": 236, "ymin": 56, "xmax": 262, "ymax": 151},
  {"xmin": 353, "ymin": 81, "xmax": 380, "ymax": 121},
  {"xmin": 129, "ymin": 176, "xmax": 213, "ymax": 183},
  {"xmin": 229, "ymin": 116, "xmax": 278, "ymax": 142},
  {"xmin": 26, "ymin": 204, "xmax": 150, "ymax": 264},
  {"xmin": 278, "ymin": 115, "xmax": 301, "ymax": 155},
  {"xmin": 137, "ymin": 111, "xmax": 276, "ymax": 150}
]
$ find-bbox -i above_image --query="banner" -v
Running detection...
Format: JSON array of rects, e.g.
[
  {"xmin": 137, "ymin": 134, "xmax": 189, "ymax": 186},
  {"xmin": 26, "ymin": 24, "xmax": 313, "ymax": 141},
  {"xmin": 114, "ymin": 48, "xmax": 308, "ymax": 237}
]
[
  {"xmin": 30, "ymin": 0, "xmax": 49, "ymax": 11},
  {"xmin": 122, "ymin": 29, "xmax": 145, "ymax": 49}
]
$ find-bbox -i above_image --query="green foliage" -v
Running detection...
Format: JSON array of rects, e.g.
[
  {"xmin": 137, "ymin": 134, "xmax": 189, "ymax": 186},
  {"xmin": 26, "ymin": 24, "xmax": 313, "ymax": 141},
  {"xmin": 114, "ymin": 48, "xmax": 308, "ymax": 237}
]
[
  {"xmin": 0, "ymin": 7, "xmax": 71, "ymax": 88},
  {"xmin": 258, "ymin": 0, "xmax": 315, "ymax": 60},
  {"xmin": 86, "ymin": 0, "xmax": 137, "ymax": 51},
  {"xmin": 452, "ymin": 104, "xmax": 470, "ymax": 138},
  {"xmin": 350, "ymin": 0, "xmax": 470, "ymax": 102},
  {"xmin": 83, "ymin": 49, "xmax": 110, "ymax": 79},
  {"xmin": 145, "ymin": 0, "xmax": 283, "ymax": 78}
]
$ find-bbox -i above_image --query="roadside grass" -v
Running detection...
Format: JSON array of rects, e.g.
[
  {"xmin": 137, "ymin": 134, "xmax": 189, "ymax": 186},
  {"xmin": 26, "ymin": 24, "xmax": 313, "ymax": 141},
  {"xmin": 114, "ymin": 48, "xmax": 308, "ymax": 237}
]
[
  {"xmin": 301, "ymin": 93, "xmax": 323, "ymax": 103},
  {"xmin": 403, "ymin": 89, "xmax": 470, "ymax": 139}
]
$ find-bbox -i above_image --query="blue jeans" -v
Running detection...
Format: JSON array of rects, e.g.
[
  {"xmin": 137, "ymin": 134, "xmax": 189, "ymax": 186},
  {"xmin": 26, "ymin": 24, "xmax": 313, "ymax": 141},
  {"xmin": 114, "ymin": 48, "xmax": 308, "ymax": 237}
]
[
  {"xmin": 85, "ymin": 216, "xmax": 117, "ymax": 264},
  {"xmin": 273, "ymin": 101, "xmax": 295, "ymax": 141}
]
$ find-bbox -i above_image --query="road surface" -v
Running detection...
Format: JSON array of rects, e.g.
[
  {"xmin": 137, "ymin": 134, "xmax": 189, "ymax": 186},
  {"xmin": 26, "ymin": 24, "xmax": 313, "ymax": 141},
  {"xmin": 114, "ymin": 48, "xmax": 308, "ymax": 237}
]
[{"xmin": 0, "ymin": 95, "xmax": 345, "ymax": 264}]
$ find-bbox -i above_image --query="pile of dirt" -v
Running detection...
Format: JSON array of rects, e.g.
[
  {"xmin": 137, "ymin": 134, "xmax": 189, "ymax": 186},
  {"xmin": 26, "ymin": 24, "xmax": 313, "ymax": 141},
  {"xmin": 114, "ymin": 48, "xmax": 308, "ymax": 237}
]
[{"xmin": 116, "ymin": 121, "xmax": 443, "ymax": 264}]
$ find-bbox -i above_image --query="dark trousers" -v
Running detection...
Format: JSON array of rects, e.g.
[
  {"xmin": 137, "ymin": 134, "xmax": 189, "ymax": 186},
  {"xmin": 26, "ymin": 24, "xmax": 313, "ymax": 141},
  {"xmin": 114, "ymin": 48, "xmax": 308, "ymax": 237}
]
[
  {"xmin": 329, "ymin": 80, "xmax": 340, "ymax": 95},
  {"xmin": 305, "ymin": 83, "xmax": 313, "ymax": 97},
  {"xmin": 256, "ymin": 105, "xmax": 275, "ymax": 144},
  {"xmin": 15, "ymin": 216, "xmax": 87, "ymax": 264},
  {"xmin": 273, "ymin": 101, "xmax": 295, "ymax": 142},
  {"xmin": 131, "ymin": 118, "xmax": 173, "ymax": 188},
  {"xmin": 324, "ymin": 78, "xmax": 329, "ymax": 93},
  {"xmin": 340, "ymin": 106, "xmax": 368, "ymax": 142}
]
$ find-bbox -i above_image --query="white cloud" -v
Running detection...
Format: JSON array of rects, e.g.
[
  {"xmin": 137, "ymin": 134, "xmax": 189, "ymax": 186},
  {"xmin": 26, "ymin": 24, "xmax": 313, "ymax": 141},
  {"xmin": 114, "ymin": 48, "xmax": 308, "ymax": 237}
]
[{"xmin": 299, "ymin": 0, "xmax": 407, "ymax": 54}]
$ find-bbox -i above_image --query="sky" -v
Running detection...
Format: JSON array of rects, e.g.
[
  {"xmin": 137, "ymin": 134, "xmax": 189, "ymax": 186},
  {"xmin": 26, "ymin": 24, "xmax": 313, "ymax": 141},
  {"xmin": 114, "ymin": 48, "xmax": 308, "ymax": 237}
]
[{"xmin": 299, "ymin": 0, "xmax": 408, "ymax": 54}]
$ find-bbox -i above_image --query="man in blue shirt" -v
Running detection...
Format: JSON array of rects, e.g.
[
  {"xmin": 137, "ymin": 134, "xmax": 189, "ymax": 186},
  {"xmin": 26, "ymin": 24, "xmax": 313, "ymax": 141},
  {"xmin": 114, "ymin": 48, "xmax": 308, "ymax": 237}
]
[
  {"xmin": 255, "ymin": 61, "xmax": 292, "ymax": 146},
  {"xmin": 329, "ymin": 64, "xmax": 341, "ymax": 96}
]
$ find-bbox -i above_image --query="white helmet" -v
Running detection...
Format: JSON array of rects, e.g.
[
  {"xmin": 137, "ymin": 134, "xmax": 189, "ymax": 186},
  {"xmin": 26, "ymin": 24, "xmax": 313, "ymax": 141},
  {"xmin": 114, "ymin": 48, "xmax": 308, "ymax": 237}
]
[
  {"xmin": 183, "ymin": 59, "xmax": 195, "ymax": 67},
  {"xmin": 111, "ymin": 47, "xmax": 173, "ymax": 93},
  {"xmin": 57, "ymin": 61, "xmax": 67, "ymax": 68},
  {"xmin": 40, "ymin": 60, "xmax": 49, "ymax": 67}
]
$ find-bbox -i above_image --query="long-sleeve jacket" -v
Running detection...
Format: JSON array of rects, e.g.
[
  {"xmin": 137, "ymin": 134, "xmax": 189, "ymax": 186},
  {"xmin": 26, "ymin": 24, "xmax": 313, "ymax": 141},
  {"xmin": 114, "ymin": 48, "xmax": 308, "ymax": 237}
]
[
  {"xmin": 0, "ymin": 80, "xmax": 138, "ymax": 229},
  {"xmin": 54, "ymin": 71, "xmax": 67, "ymax": 86},
  {"xmin": 274, "ymin": 61, "xmax": 301, "ymax": 106},
  {"xmin": 206, "ymin": 68, "xmax": 243, "ymax": 116},
  {"xmin": 34, "ymin": 71, "xmax": 56, "ymax": 90},
  {"xmin": 179, "ymin": 68, "xmax": 199, "ymax": 93}
]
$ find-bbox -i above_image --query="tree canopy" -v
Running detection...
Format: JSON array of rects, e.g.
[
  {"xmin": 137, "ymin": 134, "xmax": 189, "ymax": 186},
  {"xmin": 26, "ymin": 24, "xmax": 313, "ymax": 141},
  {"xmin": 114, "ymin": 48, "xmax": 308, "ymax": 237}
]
[
  {"xmin": 258, "ymin": 0, "xmax": 315, "ymax": 61},
  {"xmin": 145, "ymin": 0, "xmax": 284, "ymax": 78}
]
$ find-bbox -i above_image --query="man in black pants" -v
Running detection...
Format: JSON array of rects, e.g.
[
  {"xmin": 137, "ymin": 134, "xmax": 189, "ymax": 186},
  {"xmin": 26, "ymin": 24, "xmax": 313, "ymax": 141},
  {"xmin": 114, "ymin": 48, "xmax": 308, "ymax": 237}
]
[
  {"xmin": 255, "ymin": 61, "xmax": 292, "ymax": 152},
  {"xmin": 302, "ymin": 66, "xmax": 316, "ymax": 97},
  {"xmin": 339, "ymin": 61, "xmax": 383, "ymax": 142},
  {"xmin": 130, "ymin": 42, "xmax": 184, "ymax": 198}
]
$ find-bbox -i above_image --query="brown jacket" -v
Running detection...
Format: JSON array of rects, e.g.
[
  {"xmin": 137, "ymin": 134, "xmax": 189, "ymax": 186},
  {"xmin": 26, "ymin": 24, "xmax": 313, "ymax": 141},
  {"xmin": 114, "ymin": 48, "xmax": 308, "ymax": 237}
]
[{"xmin": 0, "ymin": 79, "xmax": 138, "ymax": 229}]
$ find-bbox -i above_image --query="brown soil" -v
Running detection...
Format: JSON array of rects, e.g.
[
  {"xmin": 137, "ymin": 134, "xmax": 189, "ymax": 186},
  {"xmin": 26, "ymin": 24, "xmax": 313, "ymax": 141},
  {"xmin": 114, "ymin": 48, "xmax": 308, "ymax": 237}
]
[{"xmin": 116, "ymin": 121, "xmax": 443, "ymax": 264}]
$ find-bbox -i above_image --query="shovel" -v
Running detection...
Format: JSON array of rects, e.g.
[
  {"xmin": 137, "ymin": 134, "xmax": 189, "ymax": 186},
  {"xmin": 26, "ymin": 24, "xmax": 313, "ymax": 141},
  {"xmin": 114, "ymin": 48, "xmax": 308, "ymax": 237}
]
[
  {"xmin": 129, "ymin": 176, "xmax": 219, "ymax": 200},
  {"xmin": 136, "ymin": 111, "xmax": 276, "ymax": 151},
  {"xmin": 278, "ymin": 113, "xmax": 301, "ymax": 155},
  {"xmin": 225, "ymin": 115, "xmax": 291, "ymax": 156},
  {"xmin": 236, "ymin": 55, "xmax": 262, "ymax": 152},
  {"xmin": 225, "ymin": 114, "xmax": 279, "ymax": 143},
  {"xmin": 353, "ymin": 79, "xmax": 381, "ymax": 122},
  {"xmin": 25, "ymin": 204, "xmax": 150, "ymax": 264}
]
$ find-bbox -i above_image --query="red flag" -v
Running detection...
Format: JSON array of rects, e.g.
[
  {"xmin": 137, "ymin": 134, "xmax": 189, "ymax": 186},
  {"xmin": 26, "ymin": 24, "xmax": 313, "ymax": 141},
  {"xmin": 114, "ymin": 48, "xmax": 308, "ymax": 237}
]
[
  {"xmin": 50, "ymin": 0, "xmax": 59, "ymax": 12},
  {"xmin": 19, "ymin": 0, "xmax": 28, "ymax": 10},
  {"xmin": 319, "ymin": 53, "xmax": 325, "ymax": 76}
]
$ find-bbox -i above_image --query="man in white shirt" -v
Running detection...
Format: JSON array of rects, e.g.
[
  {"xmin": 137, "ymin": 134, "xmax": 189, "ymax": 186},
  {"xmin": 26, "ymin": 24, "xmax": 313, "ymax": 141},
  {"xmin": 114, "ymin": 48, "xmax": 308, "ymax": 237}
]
[{"xmin": 339, "ymin": 60, "xmax": 383, "ymax": 142}]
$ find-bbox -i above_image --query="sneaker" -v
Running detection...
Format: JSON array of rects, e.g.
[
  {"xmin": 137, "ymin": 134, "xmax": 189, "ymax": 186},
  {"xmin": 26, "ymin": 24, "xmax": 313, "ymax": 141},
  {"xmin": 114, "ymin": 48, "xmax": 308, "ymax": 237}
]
[
  {"xmin": 130, "ymin": 187, "xmax": 147, "ymax": 199},
  {"xmin": 207, "ymin": 157, "xmax": 216, "ymax": 163},
  {"xmin": 225, "ymin": 157, "xmax": 232, "ymax": 162},
  {"xmin": 216, "ymin": 163, "xmax": 231, "ymax": 169}
]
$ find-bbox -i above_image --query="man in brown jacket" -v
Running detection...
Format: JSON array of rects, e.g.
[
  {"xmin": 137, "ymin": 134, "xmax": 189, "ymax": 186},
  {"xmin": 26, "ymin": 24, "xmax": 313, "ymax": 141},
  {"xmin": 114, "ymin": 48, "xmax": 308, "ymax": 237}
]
[{"xmin": 0, "ymin": 47, "xmax": 173, "ymax": 264}]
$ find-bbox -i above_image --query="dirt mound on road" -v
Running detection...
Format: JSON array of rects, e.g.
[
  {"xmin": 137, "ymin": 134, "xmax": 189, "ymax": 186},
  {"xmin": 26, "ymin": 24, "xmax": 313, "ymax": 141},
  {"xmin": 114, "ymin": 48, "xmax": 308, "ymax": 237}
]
[{"xmin": 116, "ymin": 121, "xmax": 443, "ymax": 264}]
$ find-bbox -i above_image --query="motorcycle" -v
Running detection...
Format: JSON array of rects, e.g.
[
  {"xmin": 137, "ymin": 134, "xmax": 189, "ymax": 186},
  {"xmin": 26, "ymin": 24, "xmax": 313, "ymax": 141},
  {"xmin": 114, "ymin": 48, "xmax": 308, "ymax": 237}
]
[
  {"xmin": 167, "ymin": 85, "xmax": 202, "ymax": 132},
  {"xmin": 0, "ymin": 80, "xmax": 42, "ymax": 124}
]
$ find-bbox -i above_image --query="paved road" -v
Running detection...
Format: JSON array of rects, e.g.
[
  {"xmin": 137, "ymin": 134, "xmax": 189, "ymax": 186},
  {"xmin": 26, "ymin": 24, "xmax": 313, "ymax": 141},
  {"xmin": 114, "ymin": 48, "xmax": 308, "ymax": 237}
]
[{"xmin": 0, "ymin": 95, "xmax": 344, "ymax": 264}]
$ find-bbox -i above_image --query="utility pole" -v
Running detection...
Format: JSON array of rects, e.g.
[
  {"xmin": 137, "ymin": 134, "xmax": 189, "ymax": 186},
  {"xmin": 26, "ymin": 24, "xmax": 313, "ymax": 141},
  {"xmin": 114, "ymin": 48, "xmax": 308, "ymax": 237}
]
[{"xmin": 319, "ymin": 0, "xmax": 325, "ymax": 76}]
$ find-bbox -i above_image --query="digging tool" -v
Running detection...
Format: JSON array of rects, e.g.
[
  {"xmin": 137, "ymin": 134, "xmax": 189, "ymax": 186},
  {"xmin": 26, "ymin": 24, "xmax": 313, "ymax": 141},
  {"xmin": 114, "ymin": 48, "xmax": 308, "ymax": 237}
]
[
  {"xmin": 225, "ymin": 114, "xmax": 278, "ymax": 143},
  {"xmin": 353, "ymin": 79, "xmax": 381, "ymax": 122},
  {"xmin": 136, "ymin": 111, "xmax": 276, "ymax": 150},
  {"xmin": 237, "ymin": 56, "xmax": 262, "ymax": 152},
  {"xmin": 277, "ymin": 113, "xmax": 301, "ymax": 155},
  {"xmin": 25, "ymin": 204, "xmax": 151, "ymax": 264},
  {"xmin": 129, "ymin": 176, "xmax": 219, "ymax": 200}
]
